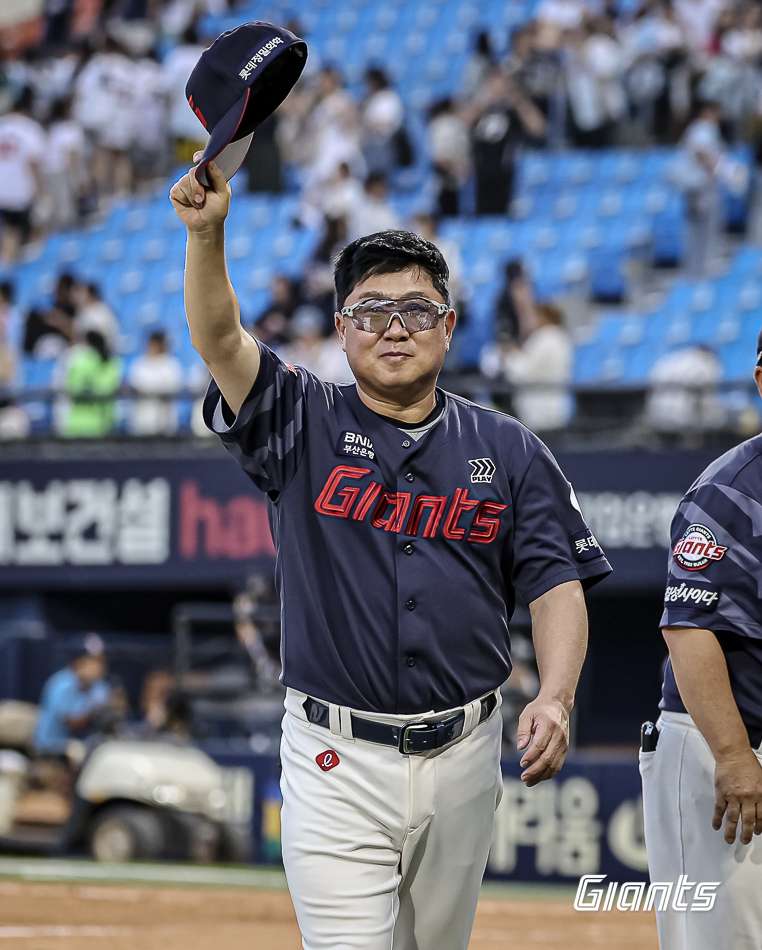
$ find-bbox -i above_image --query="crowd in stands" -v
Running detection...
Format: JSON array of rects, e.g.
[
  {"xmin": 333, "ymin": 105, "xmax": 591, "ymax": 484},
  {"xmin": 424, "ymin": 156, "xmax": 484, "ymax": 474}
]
[{"xmin": 0, "ymin": 0, "xmax": 761, "ymax": 440}]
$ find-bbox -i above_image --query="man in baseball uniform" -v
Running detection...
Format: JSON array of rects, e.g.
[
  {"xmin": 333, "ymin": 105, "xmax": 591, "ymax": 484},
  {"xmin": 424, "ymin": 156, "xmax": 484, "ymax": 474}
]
[
  {"xmin": 170, "ymin": 157, "xmax": 611, "ymax": 950},
  {"xmin": 641, "ymin": 331, "xmax": 762, "ymax": 950}
]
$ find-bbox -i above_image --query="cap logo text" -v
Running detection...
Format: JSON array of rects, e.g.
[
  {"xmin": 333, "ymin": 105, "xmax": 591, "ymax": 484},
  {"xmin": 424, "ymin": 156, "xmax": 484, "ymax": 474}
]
[{"xmin": 239, "ymin": 36, "xmax": 284, "ymax": 80}]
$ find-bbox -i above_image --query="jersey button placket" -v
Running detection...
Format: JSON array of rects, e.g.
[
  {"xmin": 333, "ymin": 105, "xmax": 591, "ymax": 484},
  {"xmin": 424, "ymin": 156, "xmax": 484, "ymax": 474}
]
[
  {"xmin": 403, "ymin": 543, "xmax": 414, "ymax": 555},
  {"xmin": 401, "ymin": 439, "xmax": 411, "ymax": 448},
  {"xmin": 406, "ymin": 599, "xmax": 416, "ymax": 611},
  {"xmin": 405, "ymin": 472, "xmax": 415, "ymax": 482}
]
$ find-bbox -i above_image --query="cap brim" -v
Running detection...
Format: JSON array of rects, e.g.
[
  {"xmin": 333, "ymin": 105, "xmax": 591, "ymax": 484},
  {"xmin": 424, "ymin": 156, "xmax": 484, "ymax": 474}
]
[{"xmin": 194, "ymin": 89, "xmax": 253, "ymax": 186}]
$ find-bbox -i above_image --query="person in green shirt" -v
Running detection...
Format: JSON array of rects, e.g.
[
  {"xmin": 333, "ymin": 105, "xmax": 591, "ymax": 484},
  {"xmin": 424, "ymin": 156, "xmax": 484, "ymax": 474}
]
[{"xmin": 62, "ymin": 330, "xmax": 121, "ymax": 437}]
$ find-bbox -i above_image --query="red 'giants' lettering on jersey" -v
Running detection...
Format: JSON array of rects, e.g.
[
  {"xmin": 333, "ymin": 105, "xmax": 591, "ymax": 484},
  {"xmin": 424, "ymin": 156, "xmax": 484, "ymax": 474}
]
[{"xmin": 314, "ymin": 465, "xmax": 507, "ymax": 544}]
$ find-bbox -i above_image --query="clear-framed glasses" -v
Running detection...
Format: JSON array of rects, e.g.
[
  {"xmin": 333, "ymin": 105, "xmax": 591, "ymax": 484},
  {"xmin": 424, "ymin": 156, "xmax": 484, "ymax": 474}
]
[{"xmin": 340, "ymin": 297, "xmax": 451, "ymax": 334}]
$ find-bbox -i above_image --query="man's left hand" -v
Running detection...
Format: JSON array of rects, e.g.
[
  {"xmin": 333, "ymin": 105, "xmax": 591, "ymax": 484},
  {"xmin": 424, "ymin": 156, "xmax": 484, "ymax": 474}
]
[{"xmin": 516, "ymin": 697, "xmax": 570, "ymax": 787}]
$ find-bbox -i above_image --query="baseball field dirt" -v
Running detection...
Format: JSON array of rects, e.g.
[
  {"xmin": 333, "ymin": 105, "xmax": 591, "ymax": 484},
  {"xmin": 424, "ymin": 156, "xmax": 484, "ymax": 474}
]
[{"xmin": 0, "ymin": 880, "xmax": 658, "ymax": 949}]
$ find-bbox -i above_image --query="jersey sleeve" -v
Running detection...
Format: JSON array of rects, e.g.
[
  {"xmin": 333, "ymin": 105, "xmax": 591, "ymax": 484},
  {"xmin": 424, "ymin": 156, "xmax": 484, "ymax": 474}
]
[
  {"xmin": 661, "ymin": 482, "xmax": 762, "ymax": 640},
  {"xmin": 510, "ymin": 442, "xmax": 612, "ymax": 603},
  {"xmin": 202, "ymin": 341, "xmax": 311, "ymax": 496}
]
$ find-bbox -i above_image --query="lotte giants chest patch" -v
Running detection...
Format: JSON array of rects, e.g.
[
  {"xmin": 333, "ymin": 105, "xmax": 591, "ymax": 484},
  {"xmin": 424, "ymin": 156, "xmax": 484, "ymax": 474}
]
[
  {"xmin": 316, "ymin": 750, "xmax": 340, "ymax": 772},
  {"xmin": 673, "ymin": 524, "xmax": 727, "ymax": 571},
  {"xmin": 337, "ymin": 431, "xmax": 375, "ymax": 461}
]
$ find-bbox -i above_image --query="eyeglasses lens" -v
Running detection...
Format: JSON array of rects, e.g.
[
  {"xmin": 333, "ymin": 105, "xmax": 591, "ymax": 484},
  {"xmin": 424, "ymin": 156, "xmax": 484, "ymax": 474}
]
[{"xmin": 350, "ymin": 299, "xmax": 442, "ymax": 333}]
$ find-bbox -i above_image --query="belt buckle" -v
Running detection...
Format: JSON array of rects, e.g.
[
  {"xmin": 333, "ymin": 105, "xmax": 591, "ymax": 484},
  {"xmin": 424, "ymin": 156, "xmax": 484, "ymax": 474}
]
[{"xmin": 399, "ymin": 722, "xmax": 430, "ymax": 754}]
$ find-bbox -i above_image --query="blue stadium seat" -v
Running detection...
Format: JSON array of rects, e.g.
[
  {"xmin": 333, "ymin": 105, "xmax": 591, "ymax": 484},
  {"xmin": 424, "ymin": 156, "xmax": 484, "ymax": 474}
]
[
  {"xmin": 689, "ymin": 311, "xmax": 723, "ymax": 345},
  {"xmin": 740, "ymin": 306, "xmax": 762, "ymax": 339},
  {"xmin": 589, "ymin": 246, "xmax": 627, "ymax": 302},
  {"xmin": 651, "ymin": 194, "xmax": 685, "ymax": 265},
  {"xmin": 720, "ymin": 341, "xmax": 755, "ymax": 381},
  {"xmin": 18, "ymin": 358, "xmax": 56, "ymax": 433},
  {"xmin": 662, "ymin": 280, "xmax": 713, "ymax": 314},
  {"xmin": 729, "ymin": 248, "xmax": 762, "ymax": 280},
  {"xmin": 573, "ymin": 342, "xmax": 622, "ymax": 385},
  {"xmin": 621, "ymin": 343, "xmax": 663, "ymax": 384}
]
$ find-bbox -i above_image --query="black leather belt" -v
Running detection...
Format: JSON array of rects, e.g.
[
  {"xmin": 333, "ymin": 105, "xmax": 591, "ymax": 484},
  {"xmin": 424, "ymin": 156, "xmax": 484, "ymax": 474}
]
[{"xmin": 303, "ymin": 692, "xmax": 498, "ymax": 754}]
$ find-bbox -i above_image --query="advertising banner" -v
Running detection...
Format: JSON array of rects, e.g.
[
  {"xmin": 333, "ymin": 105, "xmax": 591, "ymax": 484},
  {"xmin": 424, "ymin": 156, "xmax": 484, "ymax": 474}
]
[
  {"xmin": 0, "ymin": 449, "xmax": 717, "ymax": 589},
  {"xmin": 0, "ymin": 456, "xmax": 273, "ymax": 587},
  {"xmin": 208, "ymin": 750, "xmax": 648, "ymax": 883}
]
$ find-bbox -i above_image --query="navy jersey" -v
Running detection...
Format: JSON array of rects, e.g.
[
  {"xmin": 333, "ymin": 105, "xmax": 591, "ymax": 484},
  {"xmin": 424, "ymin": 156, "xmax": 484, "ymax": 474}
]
[
  {"xmin": 660, "ymin": 433, "xmax": 762, "ymax": 731},
  {"xmin": 205, "ymin": 343, "xmax": 612, "ymax": 714}
]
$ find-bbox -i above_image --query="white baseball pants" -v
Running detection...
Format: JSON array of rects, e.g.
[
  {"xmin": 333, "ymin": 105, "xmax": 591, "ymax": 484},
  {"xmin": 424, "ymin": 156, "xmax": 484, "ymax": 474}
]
[
  {"xmin": 280, "ymin": 688, "xmax": 503, "ymax": 950},
  {"xmin": 641, "ymin": 710, "xmax": 762, "ymax": 950}
]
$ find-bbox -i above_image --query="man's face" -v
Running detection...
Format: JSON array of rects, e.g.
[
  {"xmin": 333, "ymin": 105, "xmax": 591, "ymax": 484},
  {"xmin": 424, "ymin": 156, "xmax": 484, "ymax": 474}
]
[
  {"xmin": 74, "ymin": 656, "xmax": 105, "ymax": 689},
  {"xmin": 335, "ymin": 269, "xmax": 456, "ymax": 404}
]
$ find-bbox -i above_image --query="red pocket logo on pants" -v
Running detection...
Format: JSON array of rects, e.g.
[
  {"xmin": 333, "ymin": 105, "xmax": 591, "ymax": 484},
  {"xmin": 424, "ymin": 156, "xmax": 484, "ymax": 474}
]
[{"xmin": 316, "ymin": 750, "xmax": 340, "ymax": 771}]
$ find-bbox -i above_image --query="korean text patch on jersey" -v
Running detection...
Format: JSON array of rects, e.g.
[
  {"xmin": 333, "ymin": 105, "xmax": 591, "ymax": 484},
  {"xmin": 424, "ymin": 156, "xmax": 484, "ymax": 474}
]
[
  {"xmin": 672, "ymin": 523, "xmax": 727, "ymax": 571},
  {"xmin": 570, "ymin": 528, "xmax": 603, "ymax": 562},
  {"xmin": 664, "ymin": 577, "xmax": 720, "ymax": 611},
  {"xmin": 337, "ymin": 431, "xmax": 375, "ymax": 461}
]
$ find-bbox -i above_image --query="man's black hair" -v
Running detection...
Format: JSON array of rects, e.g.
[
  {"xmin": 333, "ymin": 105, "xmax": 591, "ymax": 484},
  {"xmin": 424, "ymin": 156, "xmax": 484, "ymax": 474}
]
[
  {"xmin": 364, "ymin": 170, "xmax": 387, "ymax": 191},
  {"xmin": 365, "ymin": 67, "xmax": 389, "ymax": 90},
  {"xmin": 334, "ymin": 230, "xmax": 450, "ymax": 310},
  {"xmin": 85, "ymin": 330, "xmax": 111, "ymax": 363},
  {"xmin": 14, "ymin": 86, "xmax": 34, "ymax": 115}
]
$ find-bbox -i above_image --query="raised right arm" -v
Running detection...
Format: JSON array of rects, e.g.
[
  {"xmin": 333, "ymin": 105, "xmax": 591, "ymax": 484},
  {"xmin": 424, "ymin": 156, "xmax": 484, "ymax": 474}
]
[{"xmin": 169, "ymin": 158, "xmax": 260, "ymax": 415}]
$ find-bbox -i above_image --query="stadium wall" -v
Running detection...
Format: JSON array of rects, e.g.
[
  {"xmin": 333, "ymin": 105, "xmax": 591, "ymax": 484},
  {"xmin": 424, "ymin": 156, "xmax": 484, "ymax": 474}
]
[{"xmin": 0, "ymin": 446, "xmax": 715, "ymax": 590}]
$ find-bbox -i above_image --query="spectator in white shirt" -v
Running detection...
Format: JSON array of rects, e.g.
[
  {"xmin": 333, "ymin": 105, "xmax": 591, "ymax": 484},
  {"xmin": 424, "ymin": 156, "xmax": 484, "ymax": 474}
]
[
  {"xmin": 74, "ymin": 38, "xmax": 136, "ymax": 199},
  {"xmin": 302, "ymin": 161, "xmax": 364, "ymax": 230},
  {"xmin": 427, "ymin": 98, "xmax": 471, "ymax": 217},
  {"xmin": 537, "ymin": 0, "xmax": 587, "ymax": 31},
  {"xmin": 300, "ymin": 68, "xmax": 366, "ymax": 222},
  {"xmin": 566, "ymin": 17, "xmax": 627, "ymax": 148},
  {"xmin": 132, "ymin": 51, "xmax": 171, "ymax": 184},
  {"xmin": 278, "ymin": 306, "xmax": 352, "ymax": 384},
  {"xmin": 92, "ymin": 38, "xmax": 137, "ymax": 197},
  {"xmin": 677, "ymin": 100, "xmax": 726, "ymax": 276},
  {"xmin": 361, "ymin": 68, "xmax": 404, "ymax": 175},
  {"xmin": 73, "ymin": 283, "xmax": 120, "ymax": 351},
  {"xmin": 501, "ymin": 302, "xmax": 574, "ymax": 432},
  {"xmin": 413, "ymin": 213, "xmax": 465, "ymax": 305},
  {"xmin": 162, "ymin": 23, "xmax": 207, "ymax": 165},
  {"xmin": 348, "ymin": 172, "xmax": 401, "ymax": 241},
  {"xmin": 44, "ymin": 96, "xmax": 86, "ymax": 231},
  {"xmin": 128, "ymin": 330, "xmax": 183, "ymax": 436},
  {"xmin": 0, "ymin": 86, "xmax": 45, "ymax": 263},
  {"xmin": 646, "ymin": 345, "xmax": 724, "ymax": 434}
]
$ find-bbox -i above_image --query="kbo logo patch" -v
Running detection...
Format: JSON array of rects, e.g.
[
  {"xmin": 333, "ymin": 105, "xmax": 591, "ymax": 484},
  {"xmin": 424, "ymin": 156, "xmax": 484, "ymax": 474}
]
[
  {"xmin": 316, "ymin": 750, "xmax": 340, "ymax": 772},
  {"xmin": 673, "ymin": 524, "xmax": 727, "ymax": 571}
]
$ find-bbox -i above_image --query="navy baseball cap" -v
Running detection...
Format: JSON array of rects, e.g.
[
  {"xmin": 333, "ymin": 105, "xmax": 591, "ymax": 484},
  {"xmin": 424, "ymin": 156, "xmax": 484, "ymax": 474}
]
[{"xmin": 186, "ymin": 21, "xmax": 307, "ymax": 186}]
